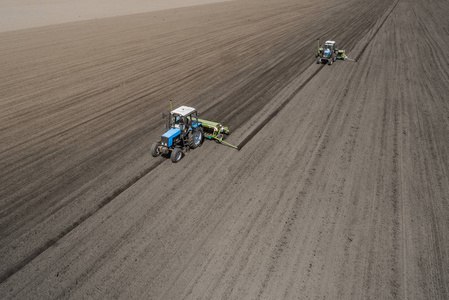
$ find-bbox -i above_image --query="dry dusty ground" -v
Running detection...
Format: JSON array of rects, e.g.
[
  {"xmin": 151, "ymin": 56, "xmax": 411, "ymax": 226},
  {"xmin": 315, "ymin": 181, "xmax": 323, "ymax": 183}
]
[
  {"xmin": 0, "ymin": 0, "xmax": 230, "ymax": 32},
  {"xmin": 1, "ymin": 0, "xmax": 449, "ymax": 298}
]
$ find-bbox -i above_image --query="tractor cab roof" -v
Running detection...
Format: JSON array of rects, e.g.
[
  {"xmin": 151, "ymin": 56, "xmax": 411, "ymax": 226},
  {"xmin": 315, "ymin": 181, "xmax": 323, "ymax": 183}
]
[
  {"xmin": 323, "ymin": 41, "xmax": 337, "ymax": 50},
  {"xmin": 171, "ymin": 106, "xmax": 197, "ymax": 117}
]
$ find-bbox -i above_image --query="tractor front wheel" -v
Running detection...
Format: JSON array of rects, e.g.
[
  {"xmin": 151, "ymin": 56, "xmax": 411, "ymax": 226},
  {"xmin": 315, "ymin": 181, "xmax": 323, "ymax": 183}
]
[
  {"xmin": 171, "ymin": 147, "xmax": 183, "ymax": 163},
  {"xmin": 151, "ymin": 141, "xmax": 161, "ymax": 157}
]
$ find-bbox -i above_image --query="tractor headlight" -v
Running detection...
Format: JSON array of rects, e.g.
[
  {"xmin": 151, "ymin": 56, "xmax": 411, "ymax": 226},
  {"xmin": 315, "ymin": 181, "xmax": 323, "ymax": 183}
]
[{"xmin": 161, "ymin": 136, "xmax": 169, "ymax": 146}]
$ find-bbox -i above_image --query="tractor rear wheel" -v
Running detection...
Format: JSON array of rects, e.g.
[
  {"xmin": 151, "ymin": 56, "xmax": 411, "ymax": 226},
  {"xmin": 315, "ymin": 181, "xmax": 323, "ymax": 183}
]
[
  {"xmin": 189, "ymin": 128, "xmax": 203, "ymax": 149},
  {"xmin": 171, "ymin": 147, "xmax": 183, "ymax": 163},
  {"xmin": 151, "ymin": 141, "xmax": 161, "ymax": 157}
]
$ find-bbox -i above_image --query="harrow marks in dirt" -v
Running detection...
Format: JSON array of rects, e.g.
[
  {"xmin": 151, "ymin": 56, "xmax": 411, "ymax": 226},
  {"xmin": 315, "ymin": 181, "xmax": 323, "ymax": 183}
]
[{"xmin": 1, "ymin": 0, "xmax": 449, "ymax": 299}]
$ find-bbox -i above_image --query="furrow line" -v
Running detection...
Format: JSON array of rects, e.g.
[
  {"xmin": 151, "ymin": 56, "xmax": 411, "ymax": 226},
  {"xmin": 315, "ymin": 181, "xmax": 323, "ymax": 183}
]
[
  {"xmin": 355, "ymin": 0, "xmax": 400, "ymax": 62},
  {"xmin": 237, "ymin": 65, "xmax": 324, "ymax": 150},
  {"xmin": 0, "ymin": 159, "xmax": 165, "ymax": 285}
]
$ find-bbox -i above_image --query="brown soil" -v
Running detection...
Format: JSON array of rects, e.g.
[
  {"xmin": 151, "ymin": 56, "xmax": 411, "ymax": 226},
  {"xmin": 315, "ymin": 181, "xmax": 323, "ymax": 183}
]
[{"xmin": 1, "ymin": 0, "xmax": 448, "ymax": 298}]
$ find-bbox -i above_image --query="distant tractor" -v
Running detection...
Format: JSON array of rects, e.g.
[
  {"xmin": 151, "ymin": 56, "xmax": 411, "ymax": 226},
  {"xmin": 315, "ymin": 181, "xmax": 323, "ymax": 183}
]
[
  {"xmin": 316, "ymin": 40, "xmax": 346, "ymax": 65},
  {"xmin": 151, "ymin": 106, "xmax": 204, "ymax": 163}
]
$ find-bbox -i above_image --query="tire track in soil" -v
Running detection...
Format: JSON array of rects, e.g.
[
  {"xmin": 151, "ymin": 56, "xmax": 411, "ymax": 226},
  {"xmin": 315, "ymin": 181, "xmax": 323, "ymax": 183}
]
[
  {"xmin": 390, "ymin": 91, "xmax": 402, "ymax": 297},
  {"xmin": 0, "ymin": 0, "xmax": 398, "ymax": 285},
  {"xmin": 158, "ymin": 191, "xmax": 269, "ymax": 300},
  {"xmin": 410, "ymin": 41, "xmax": 449, "ymax": 297},
  {"xmin": 256, "ymin": 80, "xmax": 349, "ymax": 298},
  {"xmin": 359, "ymin": 44, "xmax": 412, "ymax": 295},
  {"xmin": 419, "ymin": 114, "xmax": 449, "ymax": 299}
]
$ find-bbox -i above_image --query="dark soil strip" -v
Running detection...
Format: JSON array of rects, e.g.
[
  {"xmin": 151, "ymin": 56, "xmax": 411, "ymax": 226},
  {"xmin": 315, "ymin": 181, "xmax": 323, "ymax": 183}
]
[
  {"xmin": 237, "ymin": 65, "xmax": 324, "ymax": 150},
  {"xmin": 0, "ymin": 159, "xmax": 164, "ymax": 284}
]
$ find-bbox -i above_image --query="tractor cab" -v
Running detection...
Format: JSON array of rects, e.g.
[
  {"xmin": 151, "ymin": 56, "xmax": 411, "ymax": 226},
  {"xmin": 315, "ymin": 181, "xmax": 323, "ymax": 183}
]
[
  {"xmin": 318, "ymin": 40, "xmax": 337, "ymax": 54},
  {"xmin": 316, "ymin": 39, "xmax": 345, "ymax": 65},
  {"xmin": 168, "ymin": 106, "xmax": 200, "ymax": 131},
  {"xmin": 170, "ymin": 115, "xmax": 187, "ymax": 131},
  {"xmin": 324, "ymin": 41, "xmax": 337, "ymax": 51}
]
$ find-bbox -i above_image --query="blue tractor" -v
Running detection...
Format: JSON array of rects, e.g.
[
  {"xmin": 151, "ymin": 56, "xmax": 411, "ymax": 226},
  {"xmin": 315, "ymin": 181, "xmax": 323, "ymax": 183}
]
[
  {"xmin": 151, "ymin": 106, "xmax": 204, "ymax": 163},
  {"xmin": 316, "ymin": 40, "xmax": 339, "ymax": 65}
]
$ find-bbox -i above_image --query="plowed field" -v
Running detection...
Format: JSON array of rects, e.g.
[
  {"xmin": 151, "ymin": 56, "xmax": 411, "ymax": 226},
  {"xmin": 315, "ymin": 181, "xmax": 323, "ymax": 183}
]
[{"xmin": 1, "ymin": 0, "xmax": 448, "ymax": 298}]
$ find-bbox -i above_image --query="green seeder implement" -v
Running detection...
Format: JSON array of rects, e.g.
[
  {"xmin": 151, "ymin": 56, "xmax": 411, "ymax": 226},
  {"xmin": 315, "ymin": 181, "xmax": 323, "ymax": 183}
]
[
  {"xmin": 336, "ymin": 49, "xmax": 345, "ymax": 60},
  {"xmin": 151, "ymin": 102, "xmax": 239, "ymax": 163},
  {"xmin": 198, "ymin": 118, "xmax": 238, "ymax": 149}
]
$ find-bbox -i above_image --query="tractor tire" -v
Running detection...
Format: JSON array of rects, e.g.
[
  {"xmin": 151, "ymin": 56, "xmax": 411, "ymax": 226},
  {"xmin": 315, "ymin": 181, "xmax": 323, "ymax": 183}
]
[
  {"xmin": 316, "ymin": 58, "xmax": 321, "ymax": 64},
  {"xmin": 151, "ymin": 141, "xmax": 161, "ymax": 157},
  {"xmin": 171, "ymin": 147, "xmax": 183, "ymax": 163},
  {"xmin": 189, "ymin": 128, "xmax": 203, "ymax": 149},
  {"xmin": 328, "ymin": 58, "xmax": 332, "ymax": 65}
]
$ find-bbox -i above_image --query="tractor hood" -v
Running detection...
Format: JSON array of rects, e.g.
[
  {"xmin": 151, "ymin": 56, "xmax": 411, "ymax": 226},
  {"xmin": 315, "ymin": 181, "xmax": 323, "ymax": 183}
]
[
  {"xmin": 323, "ymin": 49, "xmax": 331, "ymax": 58},
  {"xmin": 162, "ymin": 128, "xmax": 181, "ymax": 139},
  {"xmin": 161, "ymin": 128, "xmax": 181, "ymax": 148}
]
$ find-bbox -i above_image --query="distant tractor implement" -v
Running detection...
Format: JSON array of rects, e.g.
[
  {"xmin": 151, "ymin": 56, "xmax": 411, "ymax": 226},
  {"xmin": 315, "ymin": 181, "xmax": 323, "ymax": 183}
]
[
  {"xmin": 151, "ymin": 101, "xmax": 238, "ymax": 163},
  {"xmin": 316, "ymin": 39, "xmax": 356, "ymax": 65}
]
